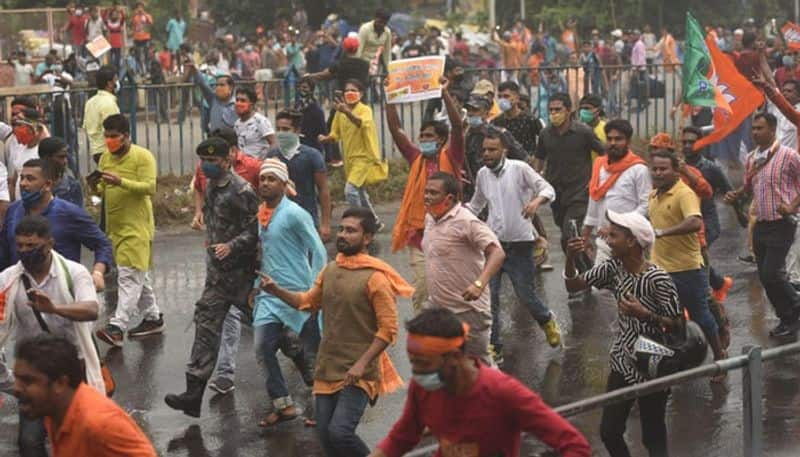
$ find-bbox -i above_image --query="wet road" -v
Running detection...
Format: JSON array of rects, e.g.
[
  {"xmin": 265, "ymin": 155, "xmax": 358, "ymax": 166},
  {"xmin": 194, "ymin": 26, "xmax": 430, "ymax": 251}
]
[{"xmin": 1, "ymin": 199, "xmax": 800, "ymax": 456}]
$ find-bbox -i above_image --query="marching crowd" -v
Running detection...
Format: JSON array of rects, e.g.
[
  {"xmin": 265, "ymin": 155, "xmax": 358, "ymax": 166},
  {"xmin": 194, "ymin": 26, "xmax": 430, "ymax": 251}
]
[{"xmin": 3, "ymin": 7, "xmax": 800, "ymax": 457}]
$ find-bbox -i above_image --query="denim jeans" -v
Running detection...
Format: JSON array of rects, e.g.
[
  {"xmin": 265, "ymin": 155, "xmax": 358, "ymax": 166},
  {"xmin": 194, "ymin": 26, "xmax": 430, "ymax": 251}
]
[
  {"xmin": 18, "ymin": 414, "xmax": 47, "ymax": 457},
  {"xmin": 344, "ymin": 182, "xmax": 378, "ymax": 221},
  {"xmin": 669, "ymin": 269, "xmax": 718, "ymax": 340},
  {"xmin": 315, "ymin": 386, "xmax": 371, "ymax": 457},
  {"xmin": 490, "ymin": 241, "xmax": 552, "ymax": 351},
  {"xmin": 254, "ymin": 317, "xmax": 320, "ymax": 407},
  {"xmin": 213, "ymin": 307, "xmax": 242, "ymax": 381}
]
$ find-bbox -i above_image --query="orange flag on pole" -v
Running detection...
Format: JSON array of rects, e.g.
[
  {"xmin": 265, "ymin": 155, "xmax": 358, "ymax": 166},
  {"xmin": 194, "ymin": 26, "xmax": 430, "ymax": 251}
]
[
  {"xmin": 694, "ymin": 35, "xmax": 765, "ymax": 151},
  {"xmin": 782, "ymin": 22, "xmax": 800, "ymax": 50}
]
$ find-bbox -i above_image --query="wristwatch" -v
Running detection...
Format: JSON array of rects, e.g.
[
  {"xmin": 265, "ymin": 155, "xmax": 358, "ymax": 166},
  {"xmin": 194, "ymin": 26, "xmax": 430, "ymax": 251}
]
[{"xmin": 473, "ymin": 279, "xmax": 484, "ymax": 289}]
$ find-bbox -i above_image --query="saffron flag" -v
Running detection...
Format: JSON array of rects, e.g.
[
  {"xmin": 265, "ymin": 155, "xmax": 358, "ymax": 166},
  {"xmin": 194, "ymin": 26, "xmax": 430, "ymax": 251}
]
[
  {"xmin": 782, "ymin": 22, "xmax": 800, "ymax": 50},
  {"xmin": 694, "ymin": 35, "xmax": 764, "ymax": 150}
]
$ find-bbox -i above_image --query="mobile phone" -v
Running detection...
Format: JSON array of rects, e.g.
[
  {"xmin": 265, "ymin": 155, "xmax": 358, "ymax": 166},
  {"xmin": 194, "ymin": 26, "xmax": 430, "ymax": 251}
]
[{"xmin": 87, "ymin": 169, "xmax": 102, "ymax": 181}]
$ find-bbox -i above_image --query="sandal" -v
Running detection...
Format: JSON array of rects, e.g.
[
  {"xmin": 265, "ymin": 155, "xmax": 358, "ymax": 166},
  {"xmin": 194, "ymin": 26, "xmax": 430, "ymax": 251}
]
[{"xmin": 258, "ymin": 407, "xmax": 299, "ymax": 428}]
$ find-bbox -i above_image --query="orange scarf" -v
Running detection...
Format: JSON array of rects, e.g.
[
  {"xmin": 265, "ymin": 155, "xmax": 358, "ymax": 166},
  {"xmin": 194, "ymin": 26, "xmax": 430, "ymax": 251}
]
[
  {"xmin": 257, "ymin": 203, "xmax": 274, "ymax": 228},
  {"xmin": 335, "ymin": 252, "xmax": 412, "ymax": 395},
  {"xmin": 588, "ymin": 151, "xmax": 646, "ymax": 201},
  {"xmin": 391, "ymin": 148, "xmax": 457, "ymax": 252}
]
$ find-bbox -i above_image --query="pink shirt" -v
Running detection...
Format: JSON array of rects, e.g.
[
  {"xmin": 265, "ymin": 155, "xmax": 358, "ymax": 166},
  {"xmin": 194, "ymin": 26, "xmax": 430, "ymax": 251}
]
[
  {"xmin": 631, "ymin": 39, "xmax": 646, "ymax": 67},
  {"xmin": 745, "ymin": 143, "xmax": 800, "ymax": 221},
  {"xmin": 421, "ymin": 205, "xmax": 500, "ymax": 314}
]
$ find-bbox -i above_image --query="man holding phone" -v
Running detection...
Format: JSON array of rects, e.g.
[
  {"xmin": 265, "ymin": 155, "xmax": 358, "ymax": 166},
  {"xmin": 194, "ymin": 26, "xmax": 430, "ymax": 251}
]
[{"xmin": 91, "ymin": 114, "xmax": 163, "ymax": 348}]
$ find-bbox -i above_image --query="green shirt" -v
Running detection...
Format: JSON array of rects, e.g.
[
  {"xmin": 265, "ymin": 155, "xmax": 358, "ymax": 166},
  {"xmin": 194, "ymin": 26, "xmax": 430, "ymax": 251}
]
[{"xmin": 98, "ymin": 144, "xmax": 156, "ymax": 270}]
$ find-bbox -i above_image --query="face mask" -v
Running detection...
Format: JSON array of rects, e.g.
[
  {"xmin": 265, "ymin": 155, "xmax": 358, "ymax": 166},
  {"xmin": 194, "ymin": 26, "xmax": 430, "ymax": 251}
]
[
  {"xmin": 114, "ymin": 80, "xmax": 121, "ymax": 94},
  {"xmin": 419, "ymin": 141, "xmax": 439, "ymax": 157},
  {"xmin": 467, "ymin": 115, "xmax": 483, "ymax": 127},
  {"xmin": 105, "ymin": 136, "xmax": 124, "ymax": 154},
  {"xmin": 51, "ymin": 64, "xmax": 63, "ymax": 73},
  {"xmin": 201, "ymin": 161, "xmax": 224, "ymax": 179},
  {"xmin": 344, "ymin": 91, "xmax": 361, "ymax": 104},
  {"xmin": 75, "ymin": 9, "xmax": 83, "ymax": 16},
  {"xmin": 19, "ymin": 245, "xmax": 48, "ymax": 272},
  {"xmin": 426, "ymin": 198, "xmax": 451, "ymax": 218},
  {"xmin": 276, "ymin": 131, "xmax": 300, "ymax": 153},
  {"xmin": 490, "ymin": 157, "xmax": 506, "ymax": 174},
  {"xmin": 235, "ymin": 101, "xmax": 251, "ymax": 115},
  {"xmin": 578, "ymin": 108, "xmax": 595, "ymax": 124},
  {"xmin": 412, "ymin": 371, "xmax": 444, "ymax": 391},
  {"xmin": 550, "ymin": 111, "xmax": 568, "ymax": 127},
  {"xmin": 498, "ymin": 98, "xmax": 513, "ymax": 112},
  {"xmin": 783, "ymin": 55, "xmax": 795, "ymax": 67},
  {"xmin": 13, "ymin": 126, "xmax": 35, "ymax": 146},
  {"xmin": 21, "ymin": 189, "xmax": 44, "ymax": 210}
]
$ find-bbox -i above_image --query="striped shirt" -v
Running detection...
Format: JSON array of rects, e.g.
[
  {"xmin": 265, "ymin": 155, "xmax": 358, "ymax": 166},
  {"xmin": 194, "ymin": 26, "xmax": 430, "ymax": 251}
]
[
  {"xmin": 583, "ymin": 258, "xmax": 682, "ymax": 384},
  {"xmin": 744, "ymin": 142, "xmax": 800, "ymax": 221}
]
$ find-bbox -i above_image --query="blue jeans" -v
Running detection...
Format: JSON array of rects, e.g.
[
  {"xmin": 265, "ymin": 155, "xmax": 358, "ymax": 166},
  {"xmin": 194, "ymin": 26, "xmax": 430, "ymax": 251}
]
[
  {"xmin": 254, "ymin": 317, "xmax": 320, "ymax": 405},
  {"xmin": 490, "ymin": 241, "xmax": 552, "ymax": 350},
  {"xmin": 669, "ymin": 269, "xmax": 718, "ymax": 339},
  {"xmin": 18, "ymin": 414, "xmax": 47, "ymax": 457},
  {"xmin": 315, "ymin": 386, "xmax": 370, "ymax": 457},
  {"xmin": 344, "ymin": 182, "xmax": 378, "ymax": 221},
  {"xmin": 214, "ymin": 307, "xmax": 242, "ymax": 380}
]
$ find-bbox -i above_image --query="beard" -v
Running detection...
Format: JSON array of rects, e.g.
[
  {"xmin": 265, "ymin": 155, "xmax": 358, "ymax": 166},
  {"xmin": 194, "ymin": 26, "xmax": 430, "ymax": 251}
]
[{"xmin": 336, "ymin": 238, "xmax": 363, "ymax": 256}]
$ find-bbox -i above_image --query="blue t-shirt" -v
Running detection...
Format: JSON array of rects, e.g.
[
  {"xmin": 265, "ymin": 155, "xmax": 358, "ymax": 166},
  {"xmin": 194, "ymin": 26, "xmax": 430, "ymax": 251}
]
[{"xmin": 266, "ymin": 144, "xmax": 326, "ymax": 224}]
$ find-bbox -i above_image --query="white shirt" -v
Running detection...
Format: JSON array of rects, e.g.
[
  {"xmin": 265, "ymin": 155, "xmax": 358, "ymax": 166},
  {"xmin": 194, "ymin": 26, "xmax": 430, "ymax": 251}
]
[
  {"xmin": 6, "ymin": 136, "xmax": 40, "ymax": 201},
  {"xmin": 768, "ymin": 100, "xmax": 800, "ymax": 150},
  {"xmin": 0, "ymin": 255, "xmax": 98, "ymax": 357},
  {"xmin": 584, "ymin": 162, "xmax": 651, "ymax": 229},
  {"xmin": 467, "ymin": 159, "xmax": 556, "ymax": 242},
  {"xmin": 234, "ymin": 112, "xmax": 274, "ymax": 159},
  {"xmin": 12, "ymin": 61, "xmax": 33, "ymax": 86}
]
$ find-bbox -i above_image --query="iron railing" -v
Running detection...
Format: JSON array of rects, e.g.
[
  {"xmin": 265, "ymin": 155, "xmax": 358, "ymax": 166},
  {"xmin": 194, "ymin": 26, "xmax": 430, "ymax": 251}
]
[
  {"xmin": 0, "ymin": 63, "xmax": 683, "ymax": 178},
  {"xmin": 404, "ymin": 343, "xmax": 799, "ymax": 457}
]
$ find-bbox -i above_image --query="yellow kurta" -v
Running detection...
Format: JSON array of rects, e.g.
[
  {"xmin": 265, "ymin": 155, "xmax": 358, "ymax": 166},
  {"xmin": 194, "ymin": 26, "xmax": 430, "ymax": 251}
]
[
  {"xmin": 98, "ymin": 144, "xmax": 157, "ymax": 271},
  {"xmin": 591, "ymin": 119, "xmax": 607, "ymax": 163},
  {"xmin": 329, "ymin": 103, "xmax": 388, "ymax": 187}
]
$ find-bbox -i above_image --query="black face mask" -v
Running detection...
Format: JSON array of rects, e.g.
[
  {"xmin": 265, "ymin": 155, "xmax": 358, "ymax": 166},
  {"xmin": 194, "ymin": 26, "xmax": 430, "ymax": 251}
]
[{"xmin": 19, "ymin": 245, "xmax": 48, "ymax": 272}]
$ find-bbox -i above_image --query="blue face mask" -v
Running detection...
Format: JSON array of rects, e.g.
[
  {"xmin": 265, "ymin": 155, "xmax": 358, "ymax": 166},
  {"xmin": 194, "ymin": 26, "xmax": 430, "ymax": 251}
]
[
  {"xmin": 419, "ymin": 141, "xmax": 439, "ymax": 157},
  {"xmin": 412, "ymin": 371, "xmax": 444, "ymax": 391},
  {"xmin": 201, "ymin": 161, "xmax": 224, "ymax": 180},
  {"xmin": 498, "ymin": 98, "xmax": 513, "ymax": 112},
  {"xmin": 467, "ymin": 115, "xmax": 483, "ymax": 127},
  {"xmin": 20, "ymin": 189, "xmax": 43, "ymax": 210}
]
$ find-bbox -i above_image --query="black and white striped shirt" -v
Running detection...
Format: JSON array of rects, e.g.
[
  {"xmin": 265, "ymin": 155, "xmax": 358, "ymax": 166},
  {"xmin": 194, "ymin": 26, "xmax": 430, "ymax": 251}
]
[{"xmin": 583, "ymin": 258, "xmax": 682, "ymax": 384}]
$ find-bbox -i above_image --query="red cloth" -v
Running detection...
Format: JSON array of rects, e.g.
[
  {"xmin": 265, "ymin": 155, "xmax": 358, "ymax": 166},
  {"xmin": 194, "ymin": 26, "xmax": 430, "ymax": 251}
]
[
  {"xmin": 66, "ymin": 15, "xmax": 88, "ymax": 46},
  {"xmin": 158, "ymin": 51, "xmax": 172, "ymax": 72},
  {"xmin": 377, "ymin": 362, "xmax": 591, "ymax": 457},
  {"xmin": 194, "ymin": 151, "xmax": 262, "ymax": 193}
]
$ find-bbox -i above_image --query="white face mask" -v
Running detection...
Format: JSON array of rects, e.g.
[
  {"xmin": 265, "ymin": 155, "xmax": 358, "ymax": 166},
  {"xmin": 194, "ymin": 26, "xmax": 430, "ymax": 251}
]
[{"xmin": 114, "ymin": 80, "xmax": 121, "ymax": 93}]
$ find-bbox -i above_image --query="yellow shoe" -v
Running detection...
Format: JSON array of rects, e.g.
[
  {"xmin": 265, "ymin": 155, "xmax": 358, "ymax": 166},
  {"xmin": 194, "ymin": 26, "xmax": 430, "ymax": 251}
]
[{"xmin": 541, "ymin": 316, "xmax": 562, "ymax": 348}]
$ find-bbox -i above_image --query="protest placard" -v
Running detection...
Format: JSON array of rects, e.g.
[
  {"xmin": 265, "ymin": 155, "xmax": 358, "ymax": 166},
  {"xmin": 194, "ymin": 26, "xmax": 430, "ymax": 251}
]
[{"xmin": 386, "ymin": 56, "xmax": 445, "ymax": 104}]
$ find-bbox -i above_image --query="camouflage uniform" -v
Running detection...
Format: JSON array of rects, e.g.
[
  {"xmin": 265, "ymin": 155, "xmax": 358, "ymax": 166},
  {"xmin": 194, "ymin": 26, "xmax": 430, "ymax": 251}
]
[{"xmin": 186, "ymin": 170, "xmax": 259, "ymax": 381}]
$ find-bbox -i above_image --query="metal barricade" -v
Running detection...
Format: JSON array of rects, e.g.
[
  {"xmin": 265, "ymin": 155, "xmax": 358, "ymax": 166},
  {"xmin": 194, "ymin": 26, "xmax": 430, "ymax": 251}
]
[
  {"xmin": 404, "ymin": 343, "xmax": 800, "ymax": 457},
  {"xmin": 0, "ymin": 63, "xmax": 684, "ymax": 178}
]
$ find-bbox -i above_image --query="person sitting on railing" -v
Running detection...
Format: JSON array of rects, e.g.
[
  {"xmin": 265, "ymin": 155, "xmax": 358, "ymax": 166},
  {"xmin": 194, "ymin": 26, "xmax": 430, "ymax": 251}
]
[
  {"xmin": 369, "ymin": 307, "xmax": 591, "ymax": 457},
  {"xmin": 564, "ymin": 210, "xmax": 683, "ymax": 457}
]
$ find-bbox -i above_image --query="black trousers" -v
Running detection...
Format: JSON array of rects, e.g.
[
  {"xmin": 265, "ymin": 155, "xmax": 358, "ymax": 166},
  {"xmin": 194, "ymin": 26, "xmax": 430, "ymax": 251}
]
[
  {"xmin": 753, "ymin": 219, "xmax": 800, "ymax": 323},
  {"xmin": 600, "ymin": 370, "xmax": 669, "ymax": 457}
]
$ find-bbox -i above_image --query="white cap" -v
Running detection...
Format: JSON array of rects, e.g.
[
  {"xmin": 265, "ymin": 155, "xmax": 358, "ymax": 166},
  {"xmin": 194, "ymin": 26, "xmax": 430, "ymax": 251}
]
[
  {"xmin": 606, "ymin": 210, "xmax": 655, "ymax": 252},
  {"xmin": 734, "ymin": 28, "xmax": 744, "ymax": 35},
  {"xmin": 611, "ymin": 29, "xmax": 623, "ymax": 38}
]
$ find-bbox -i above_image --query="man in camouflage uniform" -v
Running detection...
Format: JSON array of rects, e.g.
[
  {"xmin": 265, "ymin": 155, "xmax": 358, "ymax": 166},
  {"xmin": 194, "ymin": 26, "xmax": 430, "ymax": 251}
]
[{"xmin": 165, "ymin": 137, "xmax": 259, "ymax": 417}]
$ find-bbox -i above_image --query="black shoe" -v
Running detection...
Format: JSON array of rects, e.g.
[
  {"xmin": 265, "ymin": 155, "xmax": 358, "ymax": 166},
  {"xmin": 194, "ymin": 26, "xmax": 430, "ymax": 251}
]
[
  {"xmin": 165, "ymin": 374, "xmax": 207, "ymax": 417},
  {"xmin": 769, "ymin": 321, "xmax": 798, "ymax": 338},
  {"xmin": 128, "ymin": 313, "xmax": 165, "ymax": 337},
  {"xmin": 738, "ymin": 254, "xmax": 756, "ymax": 264}
]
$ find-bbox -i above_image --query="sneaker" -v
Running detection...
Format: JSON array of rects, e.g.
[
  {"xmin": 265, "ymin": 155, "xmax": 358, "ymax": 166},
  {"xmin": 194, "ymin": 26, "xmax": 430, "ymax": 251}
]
[
  {"xmin": 738, "ymin": 254, "xmax": 756, "ymax": 264},
  {"xmin": 488, "ymin": 344, "xmax": 504, "ymax": 366},
  {"xmin": 711, "ymin": 277, "xmax": 734, "ymax": 303},
  {"xmin": 329, "ymin": 160, "xmax": 344, "ymax": 168},
  {"xmin": 96, "ymin": 324, "xmax": 124, "ymax": 348},
  {"xmin": 128, "ymin": 314, "xmax": 165, "ymax": 338},
  {"xmin": 208, "ymin": 377, "xmax": 235, "ymax": 395},
  {"xmin": 769, "ymin": 322, "xmax": 797, "ymax": 338},
  {"xmin": 538, "ymin": 263, "xmax": 554, "ymax": 271},
  {"xmin": 540, "ymin": 315, "xmax": 562, "ymax": 348}
]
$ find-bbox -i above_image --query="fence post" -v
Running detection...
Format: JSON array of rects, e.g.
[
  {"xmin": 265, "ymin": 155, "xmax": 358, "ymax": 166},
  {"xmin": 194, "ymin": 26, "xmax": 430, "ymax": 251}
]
[{"xmin": 741, "ymin": 345, "xmax": 763, "ymax": 457}]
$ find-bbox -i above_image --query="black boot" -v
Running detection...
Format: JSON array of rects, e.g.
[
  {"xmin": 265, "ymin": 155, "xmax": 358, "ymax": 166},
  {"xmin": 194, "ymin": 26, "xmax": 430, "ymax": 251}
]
[{"xmin": 165, "ymin": 374, "xmax": 206, "ymax": 418}]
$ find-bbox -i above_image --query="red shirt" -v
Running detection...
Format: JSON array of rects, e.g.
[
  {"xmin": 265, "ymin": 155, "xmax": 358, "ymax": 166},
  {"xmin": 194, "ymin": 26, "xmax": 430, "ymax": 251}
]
[
  {"xmin": 66, "ymin": 15, "xmax": 88, "ymax": 46},
  {"xmin": 377, "ymin": 362, "xmax": 592, "ymax": 457},
  {"xmin": 44, "ymin": 383, "xmax": 156, "ymax": 457},
  {"xmin": 194, "ymin": 150, "xmax": 262, "ymax": 193},
  {"xmin": 105, "ymin": 15, "xmax": 125, "ymax": 49},
  {"xmin": 158, "ymin": 51, "xmax": 173, "ymax": 72}
]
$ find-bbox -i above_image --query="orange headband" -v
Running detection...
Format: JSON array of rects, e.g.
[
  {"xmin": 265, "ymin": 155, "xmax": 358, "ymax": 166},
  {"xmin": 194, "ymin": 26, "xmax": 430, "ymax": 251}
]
[{"xmin": 406, "ymin": 323, "xmax": 470, "ymax": 356}]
